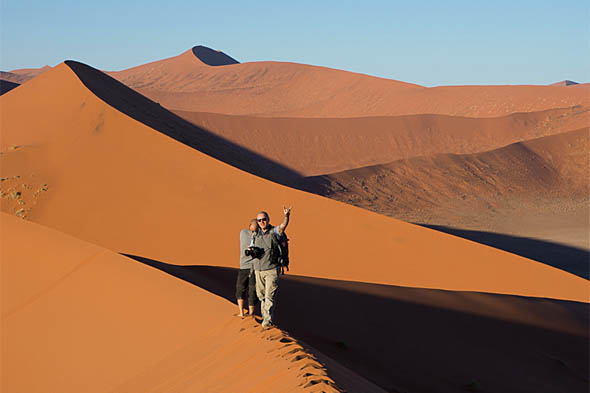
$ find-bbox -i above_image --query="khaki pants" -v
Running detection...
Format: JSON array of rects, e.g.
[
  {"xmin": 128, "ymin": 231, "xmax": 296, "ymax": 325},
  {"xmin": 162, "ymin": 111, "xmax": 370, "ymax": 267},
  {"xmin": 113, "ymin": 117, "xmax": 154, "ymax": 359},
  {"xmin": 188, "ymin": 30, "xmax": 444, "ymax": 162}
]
[{"xmin": 255, "ymin": 268, "xmax": 280, "ymax": 327}]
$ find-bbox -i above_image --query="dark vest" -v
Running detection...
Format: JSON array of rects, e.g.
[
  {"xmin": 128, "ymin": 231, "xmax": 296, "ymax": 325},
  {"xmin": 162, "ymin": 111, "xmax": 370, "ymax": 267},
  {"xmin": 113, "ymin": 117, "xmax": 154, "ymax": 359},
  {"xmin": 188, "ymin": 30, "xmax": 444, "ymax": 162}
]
[{"xmin": 253, "ymin": 226, "xmax": 280, "ymax": 271}]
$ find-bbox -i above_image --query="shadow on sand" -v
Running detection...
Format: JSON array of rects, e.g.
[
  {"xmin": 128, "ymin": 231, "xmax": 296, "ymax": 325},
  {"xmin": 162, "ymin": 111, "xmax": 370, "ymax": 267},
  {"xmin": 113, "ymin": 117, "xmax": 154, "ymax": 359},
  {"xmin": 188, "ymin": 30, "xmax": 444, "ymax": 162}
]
[
  {"xmin": 124, "ymin": 254, "xmax": 589, "ymax": 393},
  {"xmin": 191, "ymin": 45, "xmax": 240, "ymax": 66},
  {"xmin": 0, "ymin": 79, "xmax": 20, "ymax": 95},
  {"xmin": 64, "ymin": 60, "xmax": 302, "ymax": 188},
  {"xmin": 419, "ymin": 225, "xmax": 590, "ymax": 280}
]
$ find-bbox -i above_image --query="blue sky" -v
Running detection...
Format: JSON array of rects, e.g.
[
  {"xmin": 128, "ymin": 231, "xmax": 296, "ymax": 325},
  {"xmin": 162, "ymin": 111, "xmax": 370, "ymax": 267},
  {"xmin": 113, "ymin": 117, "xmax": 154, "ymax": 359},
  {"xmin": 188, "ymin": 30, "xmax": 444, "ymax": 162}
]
[{"xmin": 1, "ymin": 0, "xmax": 588, "ymax": 86}]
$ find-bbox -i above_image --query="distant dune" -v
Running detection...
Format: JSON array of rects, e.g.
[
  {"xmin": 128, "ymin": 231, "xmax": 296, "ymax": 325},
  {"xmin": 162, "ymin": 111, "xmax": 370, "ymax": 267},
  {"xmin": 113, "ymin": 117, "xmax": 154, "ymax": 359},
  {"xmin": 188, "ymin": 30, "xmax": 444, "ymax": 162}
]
[
  {"xmin": 109, "ymin": 46, "xmax": 590, "ymax": 117},
  {"xmin": 175, "ymin": 106, "xmax": 589, "ymax": 176},
  {"xmin": 551, "ymin": 80, "xmax": 580, "ymax": 86},
  {"xmin": 1, "ymin": 71, "xmax": 29, "ymax": 84},
  {"xmin": 1, "ymin": 65, "xmax": 51, "ymax": 84},
  {"xmin": 309, "ymin": 128, "xmax": 589, "ymax": 212},
  {"xmin": 306, "ymin": 128, "xmax": 589, "ymax": 265}
]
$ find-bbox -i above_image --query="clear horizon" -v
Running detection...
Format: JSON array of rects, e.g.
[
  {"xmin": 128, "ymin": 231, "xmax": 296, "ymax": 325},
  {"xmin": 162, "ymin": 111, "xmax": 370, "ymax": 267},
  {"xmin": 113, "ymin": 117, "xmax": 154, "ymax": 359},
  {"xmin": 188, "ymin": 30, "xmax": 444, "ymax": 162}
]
[{"xmin": 1, "ymin": 0, "xmax": 588, "ymax": 87}]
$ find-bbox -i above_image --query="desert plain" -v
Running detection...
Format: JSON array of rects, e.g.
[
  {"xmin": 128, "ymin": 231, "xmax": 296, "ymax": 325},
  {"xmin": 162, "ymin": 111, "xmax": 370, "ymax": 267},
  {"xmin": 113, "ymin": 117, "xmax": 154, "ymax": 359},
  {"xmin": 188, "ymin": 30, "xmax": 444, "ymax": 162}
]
[{"xmin": 1, "ymin": 45, "xmax": 589, "ymax": 393}]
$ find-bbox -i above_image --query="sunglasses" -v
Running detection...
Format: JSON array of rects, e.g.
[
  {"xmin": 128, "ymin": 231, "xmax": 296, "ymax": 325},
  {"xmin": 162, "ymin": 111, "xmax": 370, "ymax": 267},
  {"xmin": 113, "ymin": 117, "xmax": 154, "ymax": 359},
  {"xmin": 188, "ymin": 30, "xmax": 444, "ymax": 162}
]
[{"xmin": 257, "ymin": 218, "xmax": 268, "ymax": 222}]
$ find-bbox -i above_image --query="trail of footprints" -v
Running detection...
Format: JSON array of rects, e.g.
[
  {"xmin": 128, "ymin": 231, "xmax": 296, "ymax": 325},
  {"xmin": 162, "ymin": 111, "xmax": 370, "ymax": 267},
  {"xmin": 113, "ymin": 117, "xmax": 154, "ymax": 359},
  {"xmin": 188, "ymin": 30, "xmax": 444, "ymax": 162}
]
[{"xmin": 243, "ymin": 316, "xmax": 343, "ymax": 393}]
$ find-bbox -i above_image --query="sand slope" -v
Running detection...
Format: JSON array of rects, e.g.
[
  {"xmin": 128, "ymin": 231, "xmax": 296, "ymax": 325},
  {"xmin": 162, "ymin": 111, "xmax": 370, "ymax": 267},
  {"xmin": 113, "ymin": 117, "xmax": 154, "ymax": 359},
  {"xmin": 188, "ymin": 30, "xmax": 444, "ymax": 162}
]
[
  {"xmin": 175, "ymin": 106, "xmax": 589, "ymax": 176},
  {"xmin": 1, "ymin": 61, "xmax": 587, "ymax": 302},
  {"xmin": 309, "ymin": 128, "xmax": 589, "ymax": 217},
  {"xmin": 1, "ymin": 65, "xmax": 51, "ymax": 84},
  {"xmin": 306, "ymin": 128, "xmax": 590, "ymax": 269},
  {"xmin": 109, "ymin": 47, "xmax": 590, "ymax": 117},
  {"xmin": 3, "ymin": 212, "xmax": 395, "ymax": 393},
  {"xmin": 1, "ymin": 71, "xmax": 28, "ymax": 84}
]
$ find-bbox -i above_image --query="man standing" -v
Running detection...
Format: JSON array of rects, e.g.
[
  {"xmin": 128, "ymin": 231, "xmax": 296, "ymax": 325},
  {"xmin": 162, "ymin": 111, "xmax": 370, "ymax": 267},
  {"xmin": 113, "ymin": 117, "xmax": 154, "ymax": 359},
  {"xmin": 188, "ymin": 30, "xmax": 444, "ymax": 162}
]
[
  {"xmin": 253, "ymin": 206, "xmax": 292, "ymax": 329},
  {"xmin": 235, "ymin": 219, "xmax": 258, "ymax": 318}
]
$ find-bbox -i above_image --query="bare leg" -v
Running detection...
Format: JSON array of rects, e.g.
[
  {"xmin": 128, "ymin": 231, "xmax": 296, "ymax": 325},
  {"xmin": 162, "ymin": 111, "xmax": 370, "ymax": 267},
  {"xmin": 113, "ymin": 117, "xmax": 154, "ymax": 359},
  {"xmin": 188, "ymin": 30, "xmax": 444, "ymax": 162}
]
[
  {"xmin": 237, "ymin": 298, "xmax": 245, "ymax": 317},
  {"xmin": 248, "ymin": 305, "xmax": 255, "ymax": 315}
]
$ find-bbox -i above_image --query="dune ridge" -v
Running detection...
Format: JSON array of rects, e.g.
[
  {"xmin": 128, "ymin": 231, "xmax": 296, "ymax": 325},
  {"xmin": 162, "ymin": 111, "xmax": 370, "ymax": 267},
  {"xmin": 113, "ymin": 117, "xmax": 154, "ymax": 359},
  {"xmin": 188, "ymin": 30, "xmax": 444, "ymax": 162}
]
[
  {"xmin": 0, "ymin": 61, "xmax": 588, "ymax": 302},
  {"xmin": 3, "ymin": 213, "xmax": 393, "ymax": 393},
  {"xmin": 309, "ymin": 128, "xmax": 589, "ymax": 214},
  {"xmin": 1, "ymin": 71, "xmax": 29, "ymax": 85},
  {"xmin": 551, "ymin": 80, "xmax": 580, "ymax": 86},
  {"xmin": 174, "ymin": 106, "xmax": 589, "ymax": 176},
  {"xmin": 108, "ymin": 47, "xmax": 590, "ymax": 118},
  {"xmin": 305, "ymin": 128, "xmax": 589, "ymax": 256}
]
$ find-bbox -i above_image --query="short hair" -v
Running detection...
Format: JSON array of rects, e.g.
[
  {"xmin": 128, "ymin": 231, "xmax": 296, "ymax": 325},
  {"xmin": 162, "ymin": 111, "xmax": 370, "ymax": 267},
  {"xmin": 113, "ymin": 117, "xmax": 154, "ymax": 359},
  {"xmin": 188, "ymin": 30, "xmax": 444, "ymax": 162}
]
[{"xmin": 257, "ymin": 211, "xmax": 269, "ymax": 219}]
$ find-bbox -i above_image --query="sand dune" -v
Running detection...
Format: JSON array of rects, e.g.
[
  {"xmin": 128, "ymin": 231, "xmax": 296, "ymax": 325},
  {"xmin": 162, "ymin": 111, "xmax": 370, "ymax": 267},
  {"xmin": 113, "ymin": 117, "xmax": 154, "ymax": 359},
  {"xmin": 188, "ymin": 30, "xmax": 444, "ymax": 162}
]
[
  {"xmin": 1, "ymin": 71, "xmax": 29, "ymax": 84},
  {"xmin": 309, "ymin": 128, "xmax": 589, "ymax": 215},
  {"xmin": 4, "ymin": 212, "xmax": 391, "ymax": 393},
  {"xmin": 108, "ymin": 46, "xmax": 590, "ymax": 117},
  {"xmin": 1, "ymin": 61, "xmax": 588, "ymax": 303},
  {"xmin": 175, "ymin": 106, "xmax": 589, "ymax": 176},
  {"xmin": 551, "ymin": 80, "xmax": 580, "ymax": 86},
  {"xmin": 2, "ymin": 59, "xmax": 589, "ymax": 393},
  {"xmin": 1, "ymin": 65, "xmax": 51, "ymax": 84},
  {"xmin": 306, "ymin": 128, "xmax": 590, "ymax": 275}
]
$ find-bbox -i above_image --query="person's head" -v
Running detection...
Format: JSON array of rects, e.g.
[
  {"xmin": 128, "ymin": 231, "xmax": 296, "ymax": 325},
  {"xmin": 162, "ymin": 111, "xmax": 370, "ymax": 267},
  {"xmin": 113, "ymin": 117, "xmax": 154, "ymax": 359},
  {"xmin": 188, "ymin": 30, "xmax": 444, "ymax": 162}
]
[
  {"xmin": 249, "ymin": 218, "xmax": 258, "ymax": 232},
  {"xmin": 256, "ymin": 211, "xmax": 270, "ymax": 231}
]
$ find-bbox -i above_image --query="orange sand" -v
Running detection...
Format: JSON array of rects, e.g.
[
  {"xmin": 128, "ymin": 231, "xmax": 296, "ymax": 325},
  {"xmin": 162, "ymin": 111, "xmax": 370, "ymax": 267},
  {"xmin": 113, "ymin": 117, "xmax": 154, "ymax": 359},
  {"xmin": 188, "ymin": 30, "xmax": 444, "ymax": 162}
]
[
  {"xmin": 109, "ymin": 48, "xmax": 590, "ymax": 118},
  {"xmin": 3, "ymin": 213, "xmax": 394, "ymax": 393},
  {"xmin": 174, "ymin": 107, "xmax": 589, "ymax": 176},
  {"xmin": 1, "ymin": 62, "xmax": 588, "ymax": 302},
  {"xmin": 310, "ymin": 128, "xmax": 589, "ymax": 220}
]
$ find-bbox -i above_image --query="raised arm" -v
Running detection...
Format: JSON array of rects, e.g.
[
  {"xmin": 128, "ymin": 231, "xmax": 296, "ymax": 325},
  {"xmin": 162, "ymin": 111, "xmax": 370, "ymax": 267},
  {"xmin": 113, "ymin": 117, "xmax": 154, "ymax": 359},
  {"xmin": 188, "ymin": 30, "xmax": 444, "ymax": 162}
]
[{"xmin": 277, "ymin": 205, "xmax": 292, "ymax": 234}]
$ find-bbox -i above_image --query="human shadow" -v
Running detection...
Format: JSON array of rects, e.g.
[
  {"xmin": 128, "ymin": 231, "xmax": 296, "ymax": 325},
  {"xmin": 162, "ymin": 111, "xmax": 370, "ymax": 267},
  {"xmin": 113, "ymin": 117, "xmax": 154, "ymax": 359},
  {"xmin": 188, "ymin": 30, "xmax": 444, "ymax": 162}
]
[
  {"xmin": 124, "ymin": 254, "xmax": 589, "ymax": 393},
  {"xmin": 64, "ymin": 60, "xmax": 302, "ymax": 188},
  {"xmin": 419, "ymin": 225, "xmax": 589, "ymax": 280}
]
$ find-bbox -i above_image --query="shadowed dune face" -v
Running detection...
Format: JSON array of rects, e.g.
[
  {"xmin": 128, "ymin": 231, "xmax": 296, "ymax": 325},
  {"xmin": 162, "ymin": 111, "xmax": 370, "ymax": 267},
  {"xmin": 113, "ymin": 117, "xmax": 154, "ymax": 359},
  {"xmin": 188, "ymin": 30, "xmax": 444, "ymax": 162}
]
[
  {"xmin": 65, "ymin": 60, "xmax": 302, "ymax": 186},
  {"xmin": 418, "ymin": 225, "xmax": 590, "ymax": 279},
  {"xmin": 0, "ymin": 61, "xmax": 588, "ymax": 302},
  {"xmin": 174, "ymin": 107, "xmax": 589, "ymax": 176},
  {"xmin": 3, "ymin": 213, "xmax": 379, "ymax": 393},
  {"xmin": 108, "ymin": 48, "xmax": 590, "ymax": 117},
  {"xmin": 129, "ymin": 259, "xmax": 589, "ymax": 393},
  {"xmin": 0, "ymin": 79, "xmax": 20, "ymax": 95},
  {"xmin": 191, "ymin": 45, "xmax": 239, "ymax": 66}
]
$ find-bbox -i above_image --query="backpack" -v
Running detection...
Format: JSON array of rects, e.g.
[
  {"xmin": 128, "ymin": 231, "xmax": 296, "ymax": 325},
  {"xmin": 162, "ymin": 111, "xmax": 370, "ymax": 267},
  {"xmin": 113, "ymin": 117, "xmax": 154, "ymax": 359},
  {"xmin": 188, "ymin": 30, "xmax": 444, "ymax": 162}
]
[
  {"xmin": 277, "ymin": 232, "xmax": 289, "ymax": 269},
  {"xmin": 271, "ymin": 230, "xmax": 290, "ymax": 270}
]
